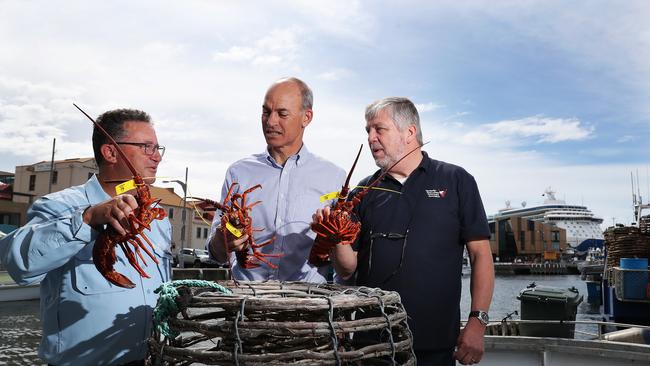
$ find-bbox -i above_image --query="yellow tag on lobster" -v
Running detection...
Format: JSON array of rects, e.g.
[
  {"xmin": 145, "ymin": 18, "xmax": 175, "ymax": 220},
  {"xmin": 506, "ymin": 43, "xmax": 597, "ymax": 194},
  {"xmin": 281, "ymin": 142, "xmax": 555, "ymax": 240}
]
[
  {"xmin": 225, "ymin": 222, "xmax": 243, "ymax": 238},
  {"xmin": 115, "ymin": 179, "xmax": 136, "ymax": 195},
  {"xmin": 320, "ymin": 191, "xmax": 339, "ymax": 203}
]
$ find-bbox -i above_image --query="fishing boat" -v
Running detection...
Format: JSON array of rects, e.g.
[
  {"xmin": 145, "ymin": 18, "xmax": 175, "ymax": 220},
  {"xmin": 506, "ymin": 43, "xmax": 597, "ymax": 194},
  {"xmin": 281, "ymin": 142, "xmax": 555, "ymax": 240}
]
[
  {"xmin": 0, "ymin": 282, "xmax": 39, "ymax": 302},
  {"xmin": 479, "ymin": 191, "xmax": 650, "ymax": 365}
]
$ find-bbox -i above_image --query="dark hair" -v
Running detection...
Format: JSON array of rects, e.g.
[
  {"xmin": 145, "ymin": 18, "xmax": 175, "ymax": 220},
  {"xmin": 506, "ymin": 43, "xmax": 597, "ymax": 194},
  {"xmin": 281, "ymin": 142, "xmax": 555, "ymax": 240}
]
[{"xmin": 92, "ymin": 108, "xmax": 152, "ymax": 166}]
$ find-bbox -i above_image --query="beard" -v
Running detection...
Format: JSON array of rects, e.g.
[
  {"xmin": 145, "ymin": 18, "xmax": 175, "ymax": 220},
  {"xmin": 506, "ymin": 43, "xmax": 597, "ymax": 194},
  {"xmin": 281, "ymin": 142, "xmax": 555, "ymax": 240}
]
[{"xmin": 372, "ymin": 140, "xmax": 406, "ymax": 171}]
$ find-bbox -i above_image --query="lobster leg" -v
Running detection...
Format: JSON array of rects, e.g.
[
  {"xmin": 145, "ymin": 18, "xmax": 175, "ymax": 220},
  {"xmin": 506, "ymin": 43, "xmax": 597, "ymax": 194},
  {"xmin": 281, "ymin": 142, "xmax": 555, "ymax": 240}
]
[
  {"xmin": 135, "ymin": 231, "xmax": 160, "ymax": 264},
  {"xmin": 123, "ymin": 240, "xmax": 151, "ymax": 278}
]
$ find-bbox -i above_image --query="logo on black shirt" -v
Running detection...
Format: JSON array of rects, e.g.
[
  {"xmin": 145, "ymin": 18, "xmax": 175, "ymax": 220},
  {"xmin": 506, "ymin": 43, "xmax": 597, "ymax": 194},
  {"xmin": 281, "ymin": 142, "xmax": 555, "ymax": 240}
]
[{"xmin": 425, "ymin": 189, "xmax": 447, "ymax": 198}]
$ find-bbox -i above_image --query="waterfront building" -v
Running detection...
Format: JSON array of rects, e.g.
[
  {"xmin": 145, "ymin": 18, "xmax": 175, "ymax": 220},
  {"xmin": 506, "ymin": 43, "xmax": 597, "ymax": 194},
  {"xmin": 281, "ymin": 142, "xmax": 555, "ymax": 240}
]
[
  {"xmin": 488, "ymin": 188, "xmax": 604, "ymax": 262},
  {"xmin": 4, "ymin": 157, "xmax": 212, "ymax": 260}
]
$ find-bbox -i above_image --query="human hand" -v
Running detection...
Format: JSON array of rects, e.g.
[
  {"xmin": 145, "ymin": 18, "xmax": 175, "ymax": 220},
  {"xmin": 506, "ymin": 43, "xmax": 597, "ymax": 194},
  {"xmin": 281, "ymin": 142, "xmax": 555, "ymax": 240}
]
[
  {"xmin": 83, "ymin": 194, "xmax": 139, "ymax": 236},
  {"xmin": 222, "ymin": 230, "xmax": 250, "ymax": 252},
  {"xmin": 453, "ymin": 319, "xmax": 486, "ymax": 365},
  {"xmin": 311, "ymin": 205, "xmax": 332, "ymax": 226}
]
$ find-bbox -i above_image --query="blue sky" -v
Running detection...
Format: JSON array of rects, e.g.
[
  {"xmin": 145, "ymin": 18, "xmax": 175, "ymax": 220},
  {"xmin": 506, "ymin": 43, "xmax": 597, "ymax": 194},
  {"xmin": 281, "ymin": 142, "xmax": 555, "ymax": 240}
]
[{"xmin": 1, "ymin": 0, "xmax": 649, "ymax": 225}]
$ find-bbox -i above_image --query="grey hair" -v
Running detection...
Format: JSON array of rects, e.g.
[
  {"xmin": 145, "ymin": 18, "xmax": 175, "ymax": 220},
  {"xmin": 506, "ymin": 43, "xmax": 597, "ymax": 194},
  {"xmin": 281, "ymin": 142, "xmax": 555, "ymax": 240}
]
[
  {"xmin": 365, "ymin": 97, "xmax": 423, "ymax": 145},
  {"xmin": 275, "ymin": 77, "xmax": 313, "ymax": 111}
]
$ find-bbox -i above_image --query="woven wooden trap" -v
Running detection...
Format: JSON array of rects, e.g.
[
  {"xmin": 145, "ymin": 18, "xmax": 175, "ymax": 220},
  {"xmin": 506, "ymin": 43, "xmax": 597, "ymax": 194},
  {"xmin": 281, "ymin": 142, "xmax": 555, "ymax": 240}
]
[{"xmin": 148, "ymin": 280, "xmax": 415, "ymax": 365}]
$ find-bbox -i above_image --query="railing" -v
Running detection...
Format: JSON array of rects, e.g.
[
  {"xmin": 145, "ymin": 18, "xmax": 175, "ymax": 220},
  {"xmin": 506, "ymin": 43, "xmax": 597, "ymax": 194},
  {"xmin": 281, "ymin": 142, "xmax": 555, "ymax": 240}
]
[{"xmin": 461, "ymin": 318, "xmax": 650, "ymax": 340}]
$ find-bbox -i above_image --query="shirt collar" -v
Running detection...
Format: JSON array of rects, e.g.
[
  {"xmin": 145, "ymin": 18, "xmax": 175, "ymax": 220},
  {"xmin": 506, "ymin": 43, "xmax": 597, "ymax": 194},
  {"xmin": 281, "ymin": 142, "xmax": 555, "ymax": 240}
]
[
  {"xmin": 378, "ymin": 151, "xmax": 429, "ymax": 185},
  {"xmin": 264, "ymin": 144, "xmax": 313, "ymax": 168},
  {"xmin": 85, "ymin": 174, "xmax": 111, "ymax": 205},
  {"xmin": 418, "ymin": 151, "xmax": 431, "ymax": 171}
]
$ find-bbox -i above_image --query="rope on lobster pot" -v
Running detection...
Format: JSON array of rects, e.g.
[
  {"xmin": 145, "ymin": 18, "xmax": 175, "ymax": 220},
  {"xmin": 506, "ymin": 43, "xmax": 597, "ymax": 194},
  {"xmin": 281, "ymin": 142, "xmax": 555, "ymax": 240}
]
[
  {"xmin": 242, "ymin": 282, "xmax": 258, "ymax": 297},
  {"xmin": 233, "ymin": 297, "xmax": 247, "ymax": 366},
  {"xmin": 326, "ymin": 296, "xmax": 342, "ymax": 366},
  {"xmin": 280, "ymin": 282, "xmax": 287, "ymax": 298},
  {"xmin": 396, "ymin": 300, "xmax": 417, "ymax": 361},
  {"xmin": 373, "ymin": 295, "xmax": 397, "ymax": 365},
  {"xmin": 153, "ymin": 280, "xmax": 232, "ymax": 339}
]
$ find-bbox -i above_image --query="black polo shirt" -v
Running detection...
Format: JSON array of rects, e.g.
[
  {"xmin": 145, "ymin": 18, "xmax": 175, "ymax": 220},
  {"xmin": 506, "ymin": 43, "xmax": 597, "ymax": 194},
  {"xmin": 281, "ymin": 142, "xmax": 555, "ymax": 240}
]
[{"xmin": 352, "ymin": 151, "xmax": 490, "ymax": 351}]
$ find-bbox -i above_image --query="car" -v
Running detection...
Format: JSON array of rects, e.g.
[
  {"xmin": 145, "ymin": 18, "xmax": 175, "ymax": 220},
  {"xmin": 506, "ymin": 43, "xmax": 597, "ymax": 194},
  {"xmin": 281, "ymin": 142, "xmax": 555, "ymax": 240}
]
[{"xmin": 174, "ymin": 248, "xmax": 221, "ymax": 268}]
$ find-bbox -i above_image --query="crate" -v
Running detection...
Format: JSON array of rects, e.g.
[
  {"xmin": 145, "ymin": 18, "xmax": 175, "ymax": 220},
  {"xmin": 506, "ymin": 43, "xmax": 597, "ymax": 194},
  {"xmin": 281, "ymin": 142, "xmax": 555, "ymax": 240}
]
[{"xmin": 612, "ymin": 267, "xmax": 650, "ymax": 302}]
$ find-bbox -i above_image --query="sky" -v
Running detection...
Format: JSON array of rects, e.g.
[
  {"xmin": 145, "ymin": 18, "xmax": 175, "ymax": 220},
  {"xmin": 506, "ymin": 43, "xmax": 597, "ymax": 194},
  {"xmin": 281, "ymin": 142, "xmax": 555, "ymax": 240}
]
[{"xmin": 1, "ymin": 0, "xmax": 649, "ymax": 226}]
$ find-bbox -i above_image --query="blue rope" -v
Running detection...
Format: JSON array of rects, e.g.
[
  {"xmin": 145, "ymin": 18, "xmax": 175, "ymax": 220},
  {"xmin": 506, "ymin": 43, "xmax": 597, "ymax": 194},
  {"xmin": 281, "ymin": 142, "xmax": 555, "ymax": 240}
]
[{"xmin": 153, "ymin": 280, "xmax": 232, "ymax": 338}]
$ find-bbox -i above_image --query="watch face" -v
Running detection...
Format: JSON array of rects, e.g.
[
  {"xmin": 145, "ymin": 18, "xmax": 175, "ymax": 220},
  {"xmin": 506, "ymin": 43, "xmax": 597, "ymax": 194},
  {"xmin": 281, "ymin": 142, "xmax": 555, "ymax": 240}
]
[{"xmin": 479, "ymin": 311, "xmax": 489, "ymax": 324}]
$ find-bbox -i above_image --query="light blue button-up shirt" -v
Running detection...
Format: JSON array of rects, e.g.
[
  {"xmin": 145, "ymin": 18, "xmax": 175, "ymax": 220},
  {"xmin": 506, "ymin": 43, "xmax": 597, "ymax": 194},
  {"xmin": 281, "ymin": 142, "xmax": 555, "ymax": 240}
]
[
  {"xmin": 208, "ymin": 145, "xmax": 346, "ymax": 282},
  {"xmin": 0, "ymin": 175, "xmax": 172, "ymax": 366}
]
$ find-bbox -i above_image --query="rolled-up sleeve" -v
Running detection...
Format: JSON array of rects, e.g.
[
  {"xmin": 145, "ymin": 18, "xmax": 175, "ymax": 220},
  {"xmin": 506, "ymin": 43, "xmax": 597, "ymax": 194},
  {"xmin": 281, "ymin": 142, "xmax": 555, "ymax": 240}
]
[{"xmin": 0, "ymin": 198, "xmax": 98, "ymax": 285}]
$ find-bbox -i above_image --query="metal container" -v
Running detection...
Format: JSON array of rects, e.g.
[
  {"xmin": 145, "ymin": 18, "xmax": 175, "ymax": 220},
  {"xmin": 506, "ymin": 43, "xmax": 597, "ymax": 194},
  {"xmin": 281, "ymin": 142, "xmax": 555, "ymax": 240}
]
[{"xmin": 517, "ymin": 283, "xmax": 583, "ymax": 338}]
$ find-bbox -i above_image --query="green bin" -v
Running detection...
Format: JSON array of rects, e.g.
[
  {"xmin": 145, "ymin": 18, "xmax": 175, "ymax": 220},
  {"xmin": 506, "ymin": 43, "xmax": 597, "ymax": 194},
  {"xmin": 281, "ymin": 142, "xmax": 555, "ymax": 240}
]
[{"xmin": 517, "ymin": 283, "xmax": 583, "ymax": 338}]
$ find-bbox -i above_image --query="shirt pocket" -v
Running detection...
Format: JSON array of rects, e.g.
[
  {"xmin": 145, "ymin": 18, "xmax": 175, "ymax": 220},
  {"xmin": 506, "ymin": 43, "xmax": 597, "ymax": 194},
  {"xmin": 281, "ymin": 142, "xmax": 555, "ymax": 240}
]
[{"xmin": 72, "ymin": 243, "xmax": 128, "ymax": 295}]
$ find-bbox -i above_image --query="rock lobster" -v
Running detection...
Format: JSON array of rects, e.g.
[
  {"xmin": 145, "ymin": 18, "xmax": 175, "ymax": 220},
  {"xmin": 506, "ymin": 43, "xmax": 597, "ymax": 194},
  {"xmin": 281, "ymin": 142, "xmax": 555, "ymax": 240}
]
[
  {"xmin": 309, "ymin": 143, "xmax": 423, "ymax": 266},
  {"xmin": 193, "ymin": 182, "xmax": 281, "ymax": 269},
  {"xmin": 74, "ymin": 103, "xmax": 166, "ymax": 288}
]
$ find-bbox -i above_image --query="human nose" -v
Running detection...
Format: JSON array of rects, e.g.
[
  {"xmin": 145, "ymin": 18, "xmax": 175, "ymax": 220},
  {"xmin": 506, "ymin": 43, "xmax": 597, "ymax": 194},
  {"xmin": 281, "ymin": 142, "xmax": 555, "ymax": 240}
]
[
  {"xmin": 151, "ymin": 148, "xmax": 162, "ymax": 162},
  {"xmin": 367, "ymin": 128, "xmax": 378, "ymax": 144},
  {"xmin": 264, "ymin": 111, "xmax": 279, "ymax": 127}
]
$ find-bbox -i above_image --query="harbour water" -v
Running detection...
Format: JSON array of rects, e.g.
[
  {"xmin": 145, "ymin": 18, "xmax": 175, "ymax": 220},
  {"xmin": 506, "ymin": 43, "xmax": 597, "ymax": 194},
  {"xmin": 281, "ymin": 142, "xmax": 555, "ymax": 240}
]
[{"xmin": 0, "ymin": 274, "xmax": 597, "ymax": 365}]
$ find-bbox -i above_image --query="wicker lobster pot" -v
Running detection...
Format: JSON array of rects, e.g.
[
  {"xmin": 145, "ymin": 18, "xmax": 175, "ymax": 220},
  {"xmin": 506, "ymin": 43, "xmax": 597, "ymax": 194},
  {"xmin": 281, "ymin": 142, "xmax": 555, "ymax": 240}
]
[{"xmin": 148, "ymin": 281, "xmax": 415, "ymax": 365}]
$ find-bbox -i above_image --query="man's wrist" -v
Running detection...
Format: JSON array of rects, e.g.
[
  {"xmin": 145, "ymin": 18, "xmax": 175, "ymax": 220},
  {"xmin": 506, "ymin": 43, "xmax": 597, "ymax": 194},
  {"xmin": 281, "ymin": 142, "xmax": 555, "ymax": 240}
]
[{"xmin": 468, "ymin": 310, "xmax": 489, "ymax": 326}]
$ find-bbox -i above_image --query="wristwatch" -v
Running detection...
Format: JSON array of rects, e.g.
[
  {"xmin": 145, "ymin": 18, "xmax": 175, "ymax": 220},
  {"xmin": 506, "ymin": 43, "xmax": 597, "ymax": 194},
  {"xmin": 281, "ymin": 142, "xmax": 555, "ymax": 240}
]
[{"xmin": 469, "ymin": 310, "xmax": 489, "ymax": 326}]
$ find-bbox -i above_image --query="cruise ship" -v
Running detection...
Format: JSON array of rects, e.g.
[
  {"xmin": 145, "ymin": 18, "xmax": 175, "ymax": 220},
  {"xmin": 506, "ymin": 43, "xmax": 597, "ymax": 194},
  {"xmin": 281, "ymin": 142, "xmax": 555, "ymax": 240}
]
[{"xmin": 489, "ymin": 188, "xmax": 604, "ymax": 254}]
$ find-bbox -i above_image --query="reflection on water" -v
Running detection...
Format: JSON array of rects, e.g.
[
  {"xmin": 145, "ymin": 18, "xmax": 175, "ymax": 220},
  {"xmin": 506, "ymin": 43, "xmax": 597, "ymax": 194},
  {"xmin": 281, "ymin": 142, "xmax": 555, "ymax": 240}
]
[
  {"xmin": 0, "ymin": 275, "xmax": 600, "ymax": 364},
  {"xmin": 0, "ymin": 300, "xmax": 43, "ymax": 366}
]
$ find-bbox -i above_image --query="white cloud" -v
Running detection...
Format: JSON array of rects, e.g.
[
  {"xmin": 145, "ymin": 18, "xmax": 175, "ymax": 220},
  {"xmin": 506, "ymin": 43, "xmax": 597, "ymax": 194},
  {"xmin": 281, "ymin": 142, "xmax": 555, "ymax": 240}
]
[
  {"xmin": 212, "ymin": 27, "xmax": 302, "ymax": 67},
  {"xmin": 212, "ymin": 46, "xmax": 256, "ymax": 62},
  {"xmin": 316, "ymin": 68, "xmax": 356, "ymax": 81},
  {"xmin": 617, "ymin": 135, "xmax": 635, "ymax": 143},
  {"xmin": 484, "ymin": 116, "xmax": 594, "ymax": 144},
  {"xmin": 415, "ymin": 102, "xmax": 442, "ymax": 113}
]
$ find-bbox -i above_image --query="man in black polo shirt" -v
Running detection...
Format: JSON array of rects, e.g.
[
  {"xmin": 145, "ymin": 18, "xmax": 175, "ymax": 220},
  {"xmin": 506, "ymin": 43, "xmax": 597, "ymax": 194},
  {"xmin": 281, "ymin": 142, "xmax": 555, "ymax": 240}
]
[{"xmin": 314, "ymin": 97, "xmax": 494, "ymax": 365}]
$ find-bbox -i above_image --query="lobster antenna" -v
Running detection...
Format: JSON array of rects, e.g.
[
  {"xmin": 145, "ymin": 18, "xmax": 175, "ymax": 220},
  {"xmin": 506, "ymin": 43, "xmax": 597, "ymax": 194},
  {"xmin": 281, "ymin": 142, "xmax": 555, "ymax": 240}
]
[
  {"xmin": 335, "ymin": 144, "xmax": 364, "ymax": 204},
  {"xmin": 73, "ymin": 103, "xmax": 139, "ymax": 177},
  {"xmin": 365, "ymin": 141, "xmax": 430, "ymax": 192},
  {"xmin": 343, "ymin": 144, "xmax": 364, "ymax": 189}
]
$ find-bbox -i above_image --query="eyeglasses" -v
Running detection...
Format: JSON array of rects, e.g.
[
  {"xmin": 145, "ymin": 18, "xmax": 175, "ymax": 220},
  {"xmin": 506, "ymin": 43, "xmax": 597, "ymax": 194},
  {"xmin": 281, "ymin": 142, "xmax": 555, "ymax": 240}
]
[
  {"xmin": 116, "ymin": 142, "xmax": 165, "ymax": 157},
  {"xmin": 366, "ymin": 230, "xmax": 409, "ymax": 285}
]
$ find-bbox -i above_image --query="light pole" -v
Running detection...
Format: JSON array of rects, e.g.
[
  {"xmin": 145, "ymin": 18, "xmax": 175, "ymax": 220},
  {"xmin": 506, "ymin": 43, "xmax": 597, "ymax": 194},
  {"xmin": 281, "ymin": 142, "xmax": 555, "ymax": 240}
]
[{"xmin": 163, "ymin": 167, "xmax": 188, "ymax": 268}]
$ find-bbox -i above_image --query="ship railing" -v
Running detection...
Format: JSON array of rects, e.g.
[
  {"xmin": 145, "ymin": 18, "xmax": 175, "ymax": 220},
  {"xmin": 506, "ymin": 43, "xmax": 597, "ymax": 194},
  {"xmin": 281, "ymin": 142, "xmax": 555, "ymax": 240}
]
[{"xmin": 462, "ymin": 318, "xmax": 650, "ymax": 341}]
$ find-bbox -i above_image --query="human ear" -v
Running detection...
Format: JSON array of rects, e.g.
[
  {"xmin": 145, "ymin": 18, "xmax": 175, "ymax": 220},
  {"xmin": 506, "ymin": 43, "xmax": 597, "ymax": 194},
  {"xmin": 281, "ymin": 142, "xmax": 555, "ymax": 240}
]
[
  {"xmin": 406, "ymin": 124, "xmax": 418, "ymax": 143},
  {"xmin": 302, "ymin": 109, "xmax": 313, "ymax": 128},
  {"xmin": 101, "ymin": 144, "xmax": 118, "ymax": 164}
]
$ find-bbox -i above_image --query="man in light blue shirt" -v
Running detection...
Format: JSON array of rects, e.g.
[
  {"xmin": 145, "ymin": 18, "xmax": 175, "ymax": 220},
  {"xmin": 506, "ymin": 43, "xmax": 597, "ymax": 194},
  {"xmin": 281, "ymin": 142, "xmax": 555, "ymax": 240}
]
[
  {"xmin": 207, "ymin": 77, "xmax": 346, "ymax": 282},
  {"xmin": 0, "ymin": 108, "xmax": 172, "ymax": 366}
]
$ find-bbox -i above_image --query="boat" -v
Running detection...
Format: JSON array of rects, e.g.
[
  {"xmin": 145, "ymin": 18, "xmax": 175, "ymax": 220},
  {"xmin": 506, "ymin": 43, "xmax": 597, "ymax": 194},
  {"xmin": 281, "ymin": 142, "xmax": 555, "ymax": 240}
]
[
  {"xmin": 0, "ymin": 282, "xmax": 40, "ymax": 302},
  {"xmin": 478, "ymin": 187, "xmax": 650, "ymax": 365},
  {"xmin": 489, "ymin": 187, "xmax": 604, "ymax": 255},
  {"xmin": 477, "ymin": 283, "xmax": 650, "ymax": 365},
  {"xmin": 482, "ymin": 327, "xmax": 650, "ymax": 365}
]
